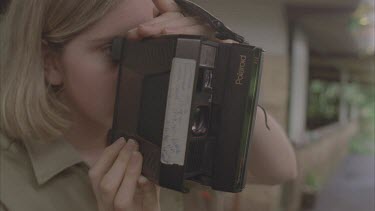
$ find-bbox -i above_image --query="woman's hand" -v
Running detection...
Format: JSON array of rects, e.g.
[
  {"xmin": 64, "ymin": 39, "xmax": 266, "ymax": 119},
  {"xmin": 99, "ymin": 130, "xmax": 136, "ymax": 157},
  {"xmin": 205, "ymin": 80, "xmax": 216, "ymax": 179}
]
[
  {"xmin": 88, "ymin": 137, "xmax": 160, "ymax": 211},
  {"xmin": 127, "ymin": 0, "xmax": 215, "ymax": 40}
]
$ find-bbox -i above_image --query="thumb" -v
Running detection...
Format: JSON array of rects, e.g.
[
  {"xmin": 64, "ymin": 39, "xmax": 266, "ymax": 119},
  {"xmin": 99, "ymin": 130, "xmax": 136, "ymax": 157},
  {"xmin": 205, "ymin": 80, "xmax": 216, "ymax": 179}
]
[{"xmin": 152, "ymin": 0, "xmax": 181, "ymax": 13}]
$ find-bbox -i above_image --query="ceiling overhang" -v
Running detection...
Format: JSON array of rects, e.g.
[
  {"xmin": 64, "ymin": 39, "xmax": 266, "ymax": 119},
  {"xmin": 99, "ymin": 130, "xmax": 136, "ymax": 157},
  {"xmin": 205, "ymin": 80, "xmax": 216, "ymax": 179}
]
[{"xmin": 286, "ymin": 0, "xmax": 374, "ymax": 84}]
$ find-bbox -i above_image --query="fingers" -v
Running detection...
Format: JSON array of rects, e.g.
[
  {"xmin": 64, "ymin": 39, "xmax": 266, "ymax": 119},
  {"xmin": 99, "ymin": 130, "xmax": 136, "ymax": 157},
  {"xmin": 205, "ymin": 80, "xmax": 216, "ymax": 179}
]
[
  {"xmin": 137, "ymin": 176, "xmax": 160, "ymax": 211},
  {"xmin": 142, "ymin": 12, "xmax": 184, "ymax": 27},
  {"xmin": 127, "ymin": 0, "xmax": 216, "ymax": 41},
  {"xmin": 127, "ymin": 12, "xmax": 184, "ymax": 39},
  {"xmin": 161, "ymin": 24, "xmax": 215, "ymax": 38},
  {"xmin": 127, "ymin": 13, "xmax": 213, "ymax": 40},
  {"xmin": 153, "ymin": 0, "xmax": 181, "ymax": 13},
  {"xmin": 88, "ymin": 137, "xmax": 161, "ymax": 211},
  {"xmin": 138, "ymin": 16, "xmax": 202, "ymax": 37},
  {"xmin": 132, "ymin": 0, "xmax": 234, "ymax": 44},
  {"xmin": 113, "ymin": 151, "xmax": 143, "ymax": 210},
  {"xmin": 88, "ymin": 138, "xmax": 145, "ymax": 211},
  {"xmin": 88, "ymin": 137, "xmax": 126, "ymax": 194},
  {"xmin": 99, "ymin": 139, "xmax": 139, "ymax": 206},
  {"xmin": 219, "ymin": 39, "xmax": 239, "ymax": 44}
]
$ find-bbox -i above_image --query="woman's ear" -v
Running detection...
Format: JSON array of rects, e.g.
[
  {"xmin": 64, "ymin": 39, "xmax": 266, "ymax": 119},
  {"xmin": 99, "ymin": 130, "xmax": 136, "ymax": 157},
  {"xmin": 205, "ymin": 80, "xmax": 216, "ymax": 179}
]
[{"xmin": 43, "ymin": 42, "xmax": 64, "ymax": 86}]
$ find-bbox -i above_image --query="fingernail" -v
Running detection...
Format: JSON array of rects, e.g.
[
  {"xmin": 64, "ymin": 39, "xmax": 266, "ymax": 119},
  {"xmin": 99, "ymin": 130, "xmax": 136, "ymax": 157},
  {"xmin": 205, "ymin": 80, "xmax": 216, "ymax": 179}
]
[
  {"xmin": 138, "ymin": 24, "xmax": 154, "ymax": 30},
  {"xmin": 138, "ymin": 25, "xmax": 156, "ymax": 34},
  {"xmin": 163, "ymin": 28, "xmax": 178, "ymax": 34},
  {"xmin": 128, "ymin": 139, "xmax": 138, "ymax": 145},
  {"xmin": 138, "ymin": 175, "xmax": 150, "ymax": 186},
  {"xmin": 139, "ymin": 175, "xmax": 148, "ymax": 183},
  {"xmin": 127, "ymin": 28, "xmax": 137, "ymax": 34},
  {"xmin": 117, "ymin": 137, "xmax": 126, "ymax": 143},
  {"xmin": 127, "ymin": 139, "xmax": 139, "ymax": 149}
]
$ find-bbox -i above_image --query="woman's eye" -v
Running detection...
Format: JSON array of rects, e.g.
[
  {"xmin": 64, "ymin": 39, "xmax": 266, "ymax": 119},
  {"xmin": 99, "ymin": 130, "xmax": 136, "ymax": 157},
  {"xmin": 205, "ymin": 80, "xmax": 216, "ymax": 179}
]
[
  {"xmin": 101, "ymin": 43, "xmax": 119, "ymax": 66},
  {"xmin": 99, "ymin": 42, "xmax": 112, "ymax": 58},
  {"xmin": 103, "ymin": 44, "xmax": 112, "ymax": 57}
]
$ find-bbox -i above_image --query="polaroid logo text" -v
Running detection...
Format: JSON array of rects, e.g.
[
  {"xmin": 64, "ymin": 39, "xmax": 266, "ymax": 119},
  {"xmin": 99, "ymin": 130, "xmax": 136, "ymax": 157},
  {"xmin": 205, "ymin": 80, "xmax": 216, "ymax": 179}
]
[{"xmin": 235, "ymin": 55, "xmax": 247, "ymax": 85}]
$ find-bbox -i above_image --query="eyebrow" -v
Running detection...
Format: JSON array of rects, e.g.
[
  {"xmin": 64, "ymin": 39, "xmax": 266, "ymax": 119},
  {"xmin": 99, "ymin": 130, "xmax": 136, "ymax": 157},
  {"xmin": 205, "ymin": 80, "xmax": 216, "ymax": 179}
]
[
  {"xmin": 88, "ymin": 28, "xmax": 130, "ymax": 44},
  {"xmin": 87, "ymin": 21, "xmax": 136, "ymax": 45}
]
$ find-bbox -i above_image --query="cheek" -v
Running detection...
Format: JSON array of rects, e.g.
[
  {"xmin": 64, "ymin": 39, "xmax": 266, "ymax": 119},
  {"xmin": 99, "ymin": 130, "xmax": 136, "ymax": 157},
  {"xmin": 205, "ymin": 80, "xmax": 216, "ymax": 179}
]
[{"xmin": 61, "ymin": 49, "xmax": 118, "ymax": 125}]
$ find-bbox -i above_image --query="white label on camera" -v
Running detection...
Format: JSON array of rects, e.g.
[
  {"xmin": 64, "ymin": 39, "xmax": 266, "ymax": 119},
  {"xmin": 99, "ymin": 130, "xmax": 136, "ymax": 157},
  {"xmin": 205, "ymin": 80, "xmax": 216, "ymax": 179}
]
[{"xmin": 161, "ymin": 58, "xmax": 196, "ymax": 166}]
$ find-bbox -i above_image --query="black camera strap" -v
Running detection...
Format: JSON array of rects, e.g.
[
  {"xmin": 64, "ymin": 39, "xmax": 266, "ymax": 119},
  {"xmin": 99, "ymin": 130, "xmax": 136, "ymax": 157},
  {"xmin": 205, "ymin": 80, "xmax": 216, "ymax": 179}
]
[
  {"xmin": 257, "ymin": 105, "xmax": 271, "ymax": 131},
  {"xmin": 174, "ymin": 0, "xmax": 247, "ymax": 44}
]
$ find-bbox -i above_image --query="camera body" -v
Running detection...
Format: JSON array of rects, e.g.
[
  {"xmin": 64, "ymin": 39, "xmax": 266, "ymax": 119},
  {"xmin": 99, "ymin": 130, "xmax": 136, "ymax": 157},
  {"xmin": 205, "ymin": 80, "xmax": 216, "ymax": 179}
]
[{"xmin": 108, "ymin": 35, "xmax": 263, "ymax": 193}]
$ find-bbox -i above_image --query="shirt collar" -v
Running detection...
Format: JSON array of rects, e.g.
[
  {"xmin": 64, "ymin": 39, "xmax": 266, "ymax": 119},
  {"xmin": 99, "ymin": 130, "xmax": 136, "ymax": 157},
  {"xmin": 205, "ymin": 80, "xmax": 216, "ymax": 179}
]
[{"xmin": 22, "ymin": 136, "xmax": 86, "ymax": 185}]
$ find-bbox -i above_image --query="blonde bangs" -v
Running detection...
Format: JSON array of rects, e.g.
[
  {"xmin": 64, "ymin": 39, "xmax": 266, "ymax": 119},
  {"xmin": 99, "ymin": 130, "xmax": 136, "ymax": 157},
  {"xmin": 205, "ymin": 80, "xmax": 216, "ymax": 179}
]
[{"xmin": 0, "ymin": 0, "xmax": 118, "ymax": 142}]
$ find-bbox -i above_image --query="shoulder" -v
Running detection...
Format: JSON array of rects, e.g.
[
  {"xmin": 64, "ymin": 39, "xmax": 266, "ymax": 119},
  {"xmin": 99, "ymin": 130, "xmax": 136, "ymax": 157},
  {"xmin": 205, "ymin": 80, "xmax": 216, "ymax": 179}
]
[
  {"xmin": 0, "ymin": 134, "xmax": 98, "ymax": 211},
  {"xmin": 0, "ymin": 133, "xmax": 37, "ymax": 207},
  {"xmin": 0, "ymin": 132, "xmax": 34, "ymax": 179},
  {"xmin": 0, "ymin": 133, "xmax": 29, "ymax": 167},
  {"xmin": 0, "ymin": 133, "xmax": 13, "ymax": 151},
  {"xmin": 0, "ymin": 133, "xmax": 29, "ymax": 168},
  {"xmin": 0, "ymin": 132, "xmax": 34, "ymax": 176}
]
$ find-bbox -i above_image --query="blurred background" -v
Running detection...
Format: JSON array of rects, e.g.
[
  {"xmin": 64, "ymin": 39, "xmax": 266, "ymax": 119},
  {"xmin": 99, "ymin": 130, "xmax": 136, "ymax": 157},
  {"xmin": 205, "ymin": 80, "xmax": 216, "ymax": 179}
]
[{"xmin": 173, "ymin": 0, "xmax": 374, "ymax": 210}]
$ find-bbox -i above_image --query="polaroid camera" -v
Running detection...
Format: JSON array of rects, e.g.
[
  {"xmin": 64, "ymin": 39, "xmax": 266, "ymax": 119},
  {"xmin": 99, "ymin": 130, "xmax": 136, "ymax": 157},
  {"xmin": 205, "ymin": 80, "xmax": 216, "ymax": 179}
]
[{"xmin": 107, "ymin": 0, "xmax": 264, "ymax": 193}]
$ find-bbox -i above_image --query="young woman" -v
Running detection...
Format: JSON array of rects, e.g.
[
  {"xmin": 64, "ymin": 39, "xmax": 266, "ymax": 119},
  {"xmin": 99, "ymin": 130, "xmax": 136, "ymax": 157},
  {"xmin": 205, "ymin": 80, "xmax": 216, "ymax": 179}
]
[{"xmin": 0, "ymin": 0, "xmax": 297, "ymax": 210}]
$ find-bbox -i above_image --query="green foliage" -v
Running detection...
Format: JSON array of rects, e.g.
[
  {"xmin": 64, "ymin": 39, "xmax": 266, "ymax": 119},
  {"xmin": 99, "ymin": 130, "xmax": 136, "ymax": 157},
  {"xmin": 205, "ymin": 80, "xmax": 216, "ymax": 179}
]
[
  {"xmin": 307, "ymin": 80, "xmax": 340, "ymax": 119},
  {"xmin": 307, "ymin": 80, "xmax": 340, "ymax": 129},
  {"xmin": 343, "ymin": 83, "xmax": 372, "ymax": 107},
  {"xmin": 307, "ymin": 80, "xmax": 374, "ymax": 130},
  {"xmin": 305, "ymin": 172, "xmax": 321, "ymax": 190},
  {"xmin": 349, "ymin": 137, "xmax": 375, "ymax": 155},
  {"xmin": 349, "ymin": 83, "xmax": 375, "ymax": 155}
]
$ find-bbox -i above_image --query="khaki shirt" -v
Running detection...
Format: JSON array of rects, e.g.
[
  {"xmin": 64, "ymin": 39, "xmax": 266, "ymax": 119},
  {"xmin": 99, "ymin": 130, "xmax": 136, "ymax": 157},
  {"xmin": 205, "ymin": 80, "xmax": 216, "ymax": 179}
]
[
  {"xmin": 0, "ymin": 133, "xmax": 98, "ymax": 211},
  {"xmin": 0, "ymin": 133, "xmax": 229, "ymax": 211},
  {"xmin": 0, "ymin": 133, "xmax": 188, "ymax": 211}
]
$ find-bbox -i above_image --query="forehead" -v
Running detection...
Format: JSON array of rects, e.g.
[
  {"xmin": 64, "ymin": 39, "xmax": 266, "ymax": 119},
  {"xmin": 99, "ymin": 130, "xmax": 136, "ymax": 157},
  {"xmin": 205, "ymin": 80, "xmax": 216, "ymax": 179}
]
[{"xmin": 81, "ymin": 0, "xmax": 154, "ymax": 40}]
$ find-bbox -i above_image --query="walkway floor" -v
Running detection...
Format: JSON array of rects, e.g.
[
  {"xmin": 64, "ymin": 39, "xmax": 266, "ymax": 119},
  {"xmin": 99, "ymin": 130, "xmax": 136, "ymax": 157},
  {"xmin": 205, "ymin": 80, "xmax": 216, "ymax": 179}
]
[{"xmin": 307, "ymin": 154, "xmax": 375, "ymax": 211}]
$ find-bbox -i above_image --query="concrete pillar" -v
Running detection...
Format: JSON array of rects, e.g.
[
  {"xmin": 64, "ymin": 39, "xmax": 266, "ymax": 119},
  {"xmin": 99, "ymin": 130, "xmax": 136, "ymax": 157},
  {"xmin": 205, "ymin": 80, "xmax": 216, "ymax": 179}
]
[{"xmin": 288, "ymin": 28, "xmax": 309, "ymax": 143}]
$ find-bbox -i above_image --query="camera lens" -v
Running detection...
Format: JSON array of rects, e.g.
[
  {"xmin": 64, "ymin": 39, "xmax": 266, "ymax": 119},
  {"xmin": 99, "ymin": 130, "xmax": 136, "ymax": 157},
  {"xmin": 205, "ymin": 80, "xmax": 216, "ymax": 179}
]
[
  {"xmin": 196, "ymin": 69, "xmax": 213, "ymax": 92},
  {"xmin": 191, "ymin": 106, "xmax": 209, "ymax": 137},
  {"xmin": 203, "ymin": 69, "xmax": 213, "ymax": 89}
]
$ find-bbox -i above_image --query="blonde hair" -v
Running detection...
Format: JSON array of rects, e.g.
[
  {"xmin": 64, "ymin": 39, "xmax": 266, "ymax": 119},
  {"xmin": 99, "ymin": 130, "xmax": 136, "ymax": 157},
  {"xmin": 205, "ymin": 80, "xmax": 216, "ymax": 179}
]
[{"xmin": 0, "ymin": 0, "xmax": 118, "ymax": 142}]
